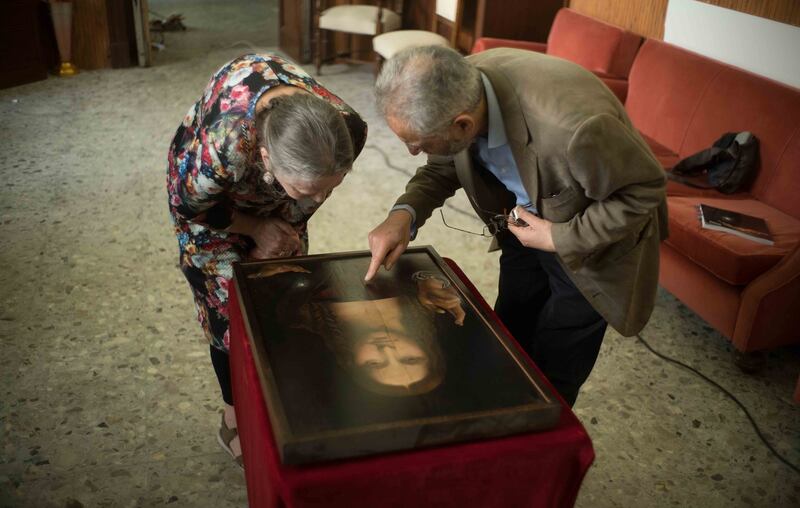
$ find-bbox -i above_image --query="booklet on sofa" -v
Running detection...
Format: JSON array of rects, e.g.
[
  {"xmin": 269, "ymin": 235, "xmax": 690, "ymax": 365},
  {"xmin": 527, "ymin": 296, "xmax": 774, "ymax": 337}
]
[{"xmin": 698, "ymin": 204, "xmax": 774, "ymax": 245}]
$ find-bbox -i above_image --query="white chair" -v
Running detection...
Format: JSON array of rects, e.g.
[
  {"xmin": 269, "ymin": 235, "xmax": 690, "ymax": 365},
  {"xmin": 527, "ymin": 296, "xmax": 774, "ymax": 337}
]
[
  {"xmin": 315, "ymin": 1, "xmax": 402, "ymax": 74},
  {"xmin": 372, "ymin": 0, "xmax": 463, "ymax": 65}
]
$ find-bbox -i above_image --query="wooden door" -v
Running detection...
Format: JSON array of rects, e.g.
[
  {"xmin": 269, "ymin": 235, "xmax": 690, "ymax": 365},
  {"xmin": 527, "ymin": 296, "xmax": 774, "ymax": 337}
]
[{"xmin": 0, "ymin": 0, "xmax": 48, "ymax": 88}]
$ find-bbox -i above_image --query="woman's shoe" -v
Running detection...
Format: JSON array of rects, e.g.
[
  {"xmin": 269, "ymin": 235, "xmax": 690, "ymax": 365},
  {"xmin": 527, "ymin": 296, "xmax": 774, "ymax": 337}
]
[{"xmin": 216, "ymin": 413, "xmax": 244, "ymax": 469}]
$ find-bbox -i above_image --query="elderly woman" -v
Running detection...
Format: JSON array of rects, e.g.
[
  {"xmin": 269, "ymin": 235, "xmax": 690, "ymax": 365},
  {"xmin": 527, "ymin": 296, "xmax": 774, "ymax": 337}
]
[{"xmin": 167, "ymin": 54, "xmax": 366, "ymax": 467}]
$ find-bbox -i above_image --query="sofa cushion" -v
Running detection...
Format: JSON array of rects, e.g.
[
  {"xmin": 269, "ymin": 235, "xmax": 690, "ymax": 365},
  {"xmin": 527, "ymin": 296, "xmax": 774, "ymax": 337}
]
[
  {"xmin": 680, "ymin": 69, "xmax": 800, "ymax": 215},
  {"xmin": 600, "ymin": 76, "xmax": 628, "ymax": 103},
  {"xmin": 471, "ymin": 36, "xmax": 630, "ymax": 103},
  {"xmin": 547, "ymin": 8, "xmax": 641, "ymax": 80},
  {"xmin": 628, "ymin": 39, "xmax": 800, "ymax": 216},
  {"xmin": 644, "ymin": 131, "xmax": 750, "ymax": 200},
  {"xmin": 664, "ymin": 179, "xmax": 750, "ymax": 200},
  {"xmin": 319, "ymin": 5, "xmax": 401, "ymax": 35},
  {"xmin": 626, "ymin": 40, "xmax": 721, "ymax": 155},
  {"xmin": 763, "ymin": 131, "xmax": 800, "ymax": 219},
  {"xmin": 641, "ymin": 133, "xmax": 679, "ymax": 169},
  {"xmin": 640, "ymin": 133, "xmax": 713, "ymax": 197},
  {"xmin": 665, "ymin": 197, "xmax": 800, "ymax": 285}
]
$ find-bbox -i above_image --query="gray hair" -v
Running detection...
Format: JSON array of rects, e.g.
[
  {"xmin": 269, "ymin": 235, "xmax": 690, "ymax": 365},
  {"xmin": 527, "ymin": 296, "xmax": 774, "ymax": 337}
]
[
  {"xmin": 256, "ymin": 93, "xmax": 354, "ymax": 180},
  {"xmin": 375, "ymin": 45, "xmax": 483, "ymax": 136}
]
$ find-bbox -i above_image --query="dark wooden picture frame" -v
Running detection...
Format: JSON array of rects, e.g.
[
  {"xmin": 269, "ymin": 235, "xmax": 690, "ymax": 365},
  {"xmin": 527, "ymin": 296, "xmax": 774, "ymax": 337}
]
[{"xmin": 234, "ymin": 246, "xmax": 561, "ymax": 465}]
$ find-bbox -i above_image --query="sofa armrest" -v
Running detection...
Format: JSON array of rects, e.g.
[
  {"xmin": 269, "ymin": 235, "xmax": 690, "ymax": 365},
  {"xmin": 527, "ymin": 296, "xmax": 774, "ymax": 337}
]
[
  {"xmin": 733, "ymin": 243, "xmax": 800, "ymax": 351},
  {"xmin": 471, "ymin": 37, "xmax": 547, "ymax": 55}
]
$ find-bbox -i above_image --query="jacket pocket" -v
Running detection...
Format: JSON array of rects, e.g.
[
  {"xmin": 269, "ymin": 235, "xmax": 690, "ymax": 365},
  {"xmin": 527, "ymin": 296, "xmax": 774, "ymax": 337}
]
[{"xmin": 541, "ymin": 186, "xmax": 578, "ymax": 223}]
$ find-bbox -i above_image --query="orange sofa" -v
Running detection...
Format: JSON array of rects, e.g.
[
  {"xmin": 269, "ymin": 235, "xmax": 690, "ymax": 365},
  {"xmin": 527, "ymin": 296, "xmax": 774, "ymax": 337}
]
[
  {"xmin": 626, "ymin": 39, "xmax": 800, "ymax": 355},
  {"xmin": 471, "ymin": 8, "xmax": 642, "ymax": 102}
]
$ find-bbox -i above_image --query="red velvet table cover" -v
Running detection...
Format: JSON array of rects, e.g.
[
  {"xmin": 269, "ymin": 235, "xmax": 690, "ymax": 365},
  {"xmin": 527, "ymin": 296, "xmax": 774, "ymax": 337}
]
[{"xmin": 230, "ymin": 259, "xmax": 595, "ymax": 508}]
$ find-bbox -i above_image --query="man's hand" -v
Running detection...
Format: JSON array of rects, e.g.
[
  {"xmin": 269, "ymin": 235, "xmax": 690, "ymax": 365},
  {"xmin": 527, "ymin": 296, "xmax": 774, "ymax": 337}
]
[
  {"xmin": 507, "ymin": 206, "xmax": 556, "ymax": 252},
  {"xmin": 365, "ymin": 210, "xmax": 413, "ymax": 281},
  {"xmin": 247, "ymin": 217, "xmax": 303, "ymax": 259},
  {"xmin": 417, "ymin": 278, "xmax": 465, "ymax": 326}
]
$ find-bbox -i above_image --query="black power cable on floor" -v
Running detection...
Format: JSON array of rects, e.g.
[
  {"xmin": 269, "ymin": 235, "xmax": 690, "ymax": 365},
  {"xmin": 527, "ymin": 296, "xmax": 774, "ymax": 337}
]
[
  {"xmin": 635, "ymin": 333, "xmax": 800, "ymax": 475},
  {"xmin": 365, "ymin": 144, "xmax": 475, "ymax": 219}
]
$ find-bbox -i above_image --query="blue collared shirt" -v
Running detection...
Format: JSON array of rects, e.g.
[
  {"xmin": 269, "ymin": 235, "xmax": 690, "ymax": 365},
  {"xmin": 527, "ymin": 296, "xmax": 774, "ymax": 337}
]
[{"xmin": 475, "ymin": 73, "xmax": 537, "ymax": 214}]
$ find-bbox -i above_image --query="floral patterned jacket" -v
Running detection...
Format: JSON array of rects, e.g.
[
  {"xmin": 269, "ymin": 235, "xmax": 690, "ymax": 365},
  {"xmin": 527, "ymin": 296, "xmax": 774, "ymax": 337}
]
[{"xmin": 167, "ymin": 54, "xmax": 367, "ymax": 261}]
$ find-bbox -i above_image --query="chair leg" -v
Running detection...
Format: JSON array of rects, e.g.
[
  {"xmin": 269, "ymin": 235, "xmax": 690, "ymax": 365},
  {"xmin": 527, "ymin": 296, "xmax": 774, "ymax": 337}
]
[
  {"xmin": 315, "ymin": 27, "xmax": 323, "ymax": 75},
  {"xmin": 348, "ymin": 33, "xmax": 354, "ymax": 64}
]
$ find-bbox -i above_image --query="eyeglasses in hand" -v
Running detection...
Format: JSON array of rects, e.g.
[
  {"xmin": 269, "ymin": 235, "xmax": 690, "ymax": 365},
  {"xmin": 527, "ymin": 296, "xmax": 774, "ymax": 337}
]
[{"xmin": 439, "ymin": 202, "xmax": 529, "ymax": 238}]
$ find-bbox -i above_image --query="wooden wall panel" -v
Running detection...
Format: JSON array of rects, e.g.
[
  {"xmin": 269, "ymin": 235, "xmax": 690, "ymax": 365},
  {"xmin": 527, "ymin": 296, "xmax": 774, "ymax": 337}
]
[
  {"xmin": 107, "ymin": 0, "xmax": 137, "ymax": 68},
  {"xmin": 568, "ymin": 0, "xmax": 669, "ymax": 39},
  {"xmin": 569, "ymin": 0, "xmax": 800, "ymax": 40},
  {"xmin": 698, "ymin": 0, "xmax": 800, "ymax": 28},
  {"xmin": 280, "ymin": 0, "xmax": 309, "ymax": 62},
  {"xmin": 73, "ymin": 0, "xmax": 110, "ymax": 69},
  {"xmin": 403, "ymin": 0, "xmax": 436, "ymax": 30}
]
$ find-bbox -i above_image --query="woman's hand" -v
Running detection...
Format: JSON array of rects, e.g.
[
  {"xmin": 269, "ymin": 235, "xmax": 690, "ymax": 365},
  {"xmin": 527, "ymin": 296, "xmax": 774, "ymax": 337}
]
[
  {"xmin": 417, "ymin": 277, "xmax": 465, "ymax": 326},
  {"xmin": 247, "ymin": 217, "xmax": 303, "ymax": 259},
  {"xmin": 227, "ymin": 210, "xmax": 302, "ymax": 259}
]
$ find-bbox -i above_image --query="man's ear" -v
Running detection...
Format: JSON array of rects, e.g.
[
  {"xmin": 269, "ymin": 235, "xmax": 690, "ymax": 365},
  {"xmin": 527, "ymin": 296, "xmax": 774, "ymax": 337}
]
[{"xmin": 452, "ymin": 113, "xmax": 476, "ymax": 137}]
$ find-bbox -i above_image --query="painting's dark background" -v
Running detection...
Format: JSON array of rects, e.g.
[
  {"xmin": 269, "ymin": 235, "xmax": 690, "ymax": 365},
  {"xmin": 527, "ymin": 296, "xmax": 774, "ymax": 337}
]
[{"xmin": 241, "ymin": 252, "xmax": 545, "ymax": 437}]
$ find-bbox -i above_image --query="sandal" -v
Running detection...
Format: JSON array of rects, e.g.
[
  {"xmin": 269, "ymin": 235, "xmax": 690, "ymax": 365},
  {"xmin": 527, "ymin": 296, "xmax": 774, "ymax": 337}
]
[{"xmin": 216, "ymin": 413, "xmax": 244, "ymax": 469}]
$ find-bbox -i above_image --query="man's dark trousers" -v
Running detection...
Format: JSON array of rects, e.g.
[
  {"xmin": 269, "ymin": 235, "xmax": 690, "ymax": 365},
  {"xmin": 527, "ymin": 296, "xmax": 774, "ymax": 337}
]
[{"xmin": 494, "ymin": 233, "xmax": 607, "ymax": 407}]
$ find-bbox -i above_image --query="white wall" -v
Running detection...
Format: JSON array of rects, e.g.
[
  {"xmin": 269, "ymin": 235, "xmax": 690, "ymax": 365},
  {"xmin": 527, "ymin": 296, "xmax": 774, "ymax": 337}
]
[
  {"xmin": 664, "ymin": 0, "xmax": 800, "ymax": 89},
  {"xmin": 436, "ymin": 0, "xmax": 459, "ymax": 22}
]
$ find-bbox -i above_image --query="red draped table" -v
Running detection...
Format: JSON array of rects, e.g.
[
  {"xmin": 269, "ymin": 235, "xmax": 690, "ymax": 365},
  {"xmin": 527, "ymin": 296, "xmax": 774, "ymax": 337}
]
[{"xmin": 229, "ymin": 259, "xmax": 595, "ymax": 508}]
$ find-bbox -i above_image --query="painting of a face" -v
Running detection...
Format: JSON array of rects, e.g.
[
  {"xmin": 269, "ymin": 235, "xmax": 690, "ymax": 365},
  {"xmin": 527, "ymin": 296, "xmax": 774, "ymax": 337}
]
[
  {"xmin": 331, "ymin": 298, "xmax": 429, "ymax": 388},
  {"xmin": 236, "ymin": 247, "xmax": 561, "ymax": 465}
]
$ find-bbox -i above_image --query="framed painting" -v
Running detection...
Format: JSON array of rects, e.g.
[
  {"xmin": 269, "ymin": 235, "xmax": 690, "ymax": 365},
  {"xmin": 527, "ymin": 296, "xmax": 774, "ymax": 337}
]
[{"xmin": 233, "ymin": 246, "xmax": 561, "ymax": 465}]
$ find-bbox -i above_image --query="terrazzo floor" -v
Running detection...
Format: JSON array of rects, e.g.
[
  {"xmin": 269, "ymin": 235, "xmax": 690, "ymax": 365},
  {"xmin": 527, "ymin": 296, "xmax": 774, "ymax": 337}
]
[{"xmin": 1, "ymin": 1, "xmax": 798, "ymax": 506}]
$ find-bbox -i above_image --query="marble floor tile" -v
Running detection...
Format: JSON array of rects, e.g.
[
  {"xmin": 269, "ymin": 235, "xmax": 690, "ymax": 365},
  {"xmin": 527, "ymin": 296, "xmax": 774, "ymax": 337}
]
[
  {"xmin": 1, "ymin": 459, "xmax": 150, "ymax": 508},
  {"xmin": 142, "ymin": 453, "xmax": 248, "ymax": 507}
]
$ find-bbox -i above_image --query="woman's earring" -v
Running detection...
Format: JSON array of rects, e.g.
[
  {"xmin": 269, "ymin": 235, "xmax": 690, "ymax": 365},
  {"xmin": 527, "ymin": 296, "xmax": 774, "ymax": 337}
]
[{"xmin": 259, "ymin": 147, "xmax": 275, "ymax": 184}]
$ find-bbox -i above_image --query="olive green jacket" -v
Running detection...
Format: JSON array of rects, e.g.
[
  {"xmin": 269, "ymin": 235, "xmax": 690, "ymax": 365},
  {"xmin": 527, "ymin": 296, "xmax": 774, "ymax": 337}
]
[{"xmin": 394, "ymin": 48, "xmax": 668, "ymax": 336}]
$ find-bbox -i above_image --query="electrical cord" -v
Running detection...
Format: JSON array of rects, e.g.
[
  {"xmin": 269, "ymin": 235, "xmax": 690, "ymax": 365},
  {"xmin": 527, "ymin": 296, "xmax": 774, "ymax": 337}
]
[
  {"xmin": 636, "ymin": 333, "xmax": 800, "ymax": 475},
  {"xmin": 365, "ymin": 144, "xmax": 476, "ymax": 219}
]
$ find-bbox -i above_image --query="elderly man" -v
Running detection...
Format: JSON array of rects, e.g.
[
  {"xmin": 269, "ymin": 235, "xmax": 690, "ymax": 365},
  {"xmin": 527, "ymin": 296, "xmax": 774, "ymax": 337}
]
[{"xmin": 365, "ymin": 46, "xmax": 667, "ymax": 406}]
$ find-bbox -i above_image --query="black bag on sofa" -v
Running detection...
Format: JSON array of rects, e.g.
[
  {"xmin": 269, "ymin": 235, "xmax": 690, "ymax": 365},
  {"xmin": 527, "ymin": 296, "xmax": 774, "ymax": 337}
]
[{"xmin": 668, "ymin": 131, "xmax": 759, "ymax": 194}]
